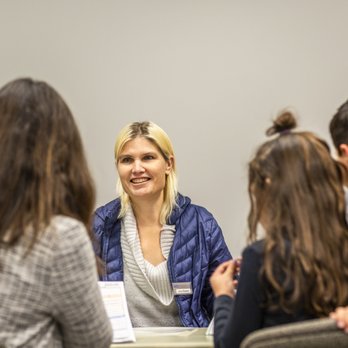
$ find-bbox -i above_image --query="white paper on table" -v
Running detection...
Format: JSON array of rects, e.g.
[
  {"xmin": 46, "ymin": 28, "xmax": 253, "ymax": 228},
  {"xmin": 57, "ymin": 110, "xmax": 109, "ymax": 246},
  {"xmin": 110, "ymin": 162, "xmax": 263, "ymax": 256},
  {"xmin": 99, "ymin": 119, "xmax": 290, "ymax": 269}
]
[
  {"xmin": 206, "ymin": 317, "xmax": 214, "ymax": 336},
  {"xmin": 98, "ymin": 281, "xmax": 136, "ymax": 343},
  {"xmin": 134, "ymin": 327, "xmax": 195, "ymax": 337}
]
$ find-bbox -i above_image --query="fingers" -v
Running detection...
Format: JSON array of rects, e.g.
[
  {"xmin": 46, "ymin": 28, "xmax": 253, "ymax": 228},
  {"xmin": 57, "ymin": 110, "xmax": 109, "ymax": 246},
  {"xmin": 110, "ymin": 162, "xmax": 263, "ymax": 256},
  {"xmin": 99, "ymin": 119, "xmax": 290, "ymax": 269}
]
[
  {"xmin": 215, "ymin": 259, "xmax": 234, "ymax": 274},
  {"xmin": 330, "ymin": 307, "xmax": 348, "ymax": 333},
  {"xmin": 234, "ymin": 257, "xmax": 242, "ymax": 273},
  {"xmin": 213, "ymin": 258, "xmax": 241, "ymax": 283},
  {"xmin": 209, "ymin": 259, "xmax": 237, "ymax": 298}
]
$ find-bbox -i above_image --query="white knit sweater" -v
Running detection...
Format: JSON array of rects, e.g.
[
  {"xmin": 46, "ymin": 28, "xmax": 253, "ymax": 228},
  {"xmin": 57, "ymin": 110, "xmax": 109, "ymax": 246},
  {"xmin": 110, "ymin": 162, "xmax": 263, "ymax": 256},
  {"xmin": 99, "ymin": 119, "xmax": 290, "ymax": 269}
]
[{"xmin": 121, "ymin": 207, "xmax": 181, "ymax": 327}]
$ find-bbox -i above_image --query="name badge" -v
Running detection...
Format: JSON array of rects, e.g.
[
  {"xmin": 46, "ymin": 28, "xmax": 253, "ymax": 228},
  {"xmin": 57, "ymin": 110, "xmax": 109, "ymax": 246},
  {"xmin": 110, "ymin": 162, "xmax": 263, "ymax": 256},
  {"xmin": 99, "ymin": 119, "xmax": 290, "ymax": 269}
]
[{"xmin": 172, "ymin": 282, "xmax": 193, "ymax": 295}]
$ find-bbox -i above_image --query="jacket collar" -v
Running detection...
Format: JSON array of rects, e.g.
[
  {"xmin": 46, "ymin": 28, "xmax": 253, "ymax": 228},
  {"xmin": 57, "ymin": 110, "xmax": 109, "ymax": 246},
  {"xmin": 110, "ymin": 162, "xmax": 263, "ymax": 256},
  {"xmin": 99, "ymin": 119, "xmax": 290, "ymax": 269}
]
[
  {"xmin": 167, "ymin": 193, "xmax": 191, "ymax": 225},
  {"xmin": 101, "ymin": 198, "xmax": 121, "ymax": 232},
  {"xmin": 102, "ymin": 193, "xmax": 191, "ymax": 228}
]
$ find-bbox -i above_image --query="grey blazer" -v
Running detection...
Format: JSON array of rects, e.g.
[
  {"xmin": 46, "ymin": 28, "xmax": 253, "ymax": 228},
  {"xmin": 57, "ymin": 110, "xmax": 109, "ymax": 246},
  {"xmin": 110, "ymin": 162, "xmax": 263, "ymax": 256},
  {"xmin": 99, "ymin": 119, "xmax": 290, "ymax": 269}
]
[{"xmin": 0, "ymin": 216, "xmax": 112, "ymax": 348}]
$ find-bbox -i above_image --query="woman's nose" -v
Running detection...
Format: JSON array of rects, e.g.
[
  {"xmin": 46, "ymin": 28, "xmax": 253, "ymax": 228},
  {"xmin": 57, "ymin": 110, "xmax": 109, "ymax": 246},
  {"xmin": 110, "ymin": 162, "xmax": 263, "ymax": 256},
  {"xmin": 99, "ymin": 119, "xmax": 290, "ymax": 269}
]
[{"xmin": 132, "ymin": 160, "xmax": 145, "ymax": 173}]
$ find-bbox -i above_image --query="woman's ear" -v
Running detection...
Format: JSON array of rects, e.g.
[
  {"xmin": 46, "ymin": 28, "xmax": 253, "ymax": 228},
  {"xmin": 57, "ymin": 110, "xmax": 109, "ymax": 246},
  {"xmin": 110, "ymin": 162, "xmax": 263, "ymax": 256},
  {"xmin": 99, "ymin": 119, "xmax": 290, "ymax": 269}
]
[
  {"xmin": 339, "ymin": 144, "xmax": 348, "ymax": 157},
  {"xmin": 165, "ymin": 156, "xmax": 174, "ymax": 174}
]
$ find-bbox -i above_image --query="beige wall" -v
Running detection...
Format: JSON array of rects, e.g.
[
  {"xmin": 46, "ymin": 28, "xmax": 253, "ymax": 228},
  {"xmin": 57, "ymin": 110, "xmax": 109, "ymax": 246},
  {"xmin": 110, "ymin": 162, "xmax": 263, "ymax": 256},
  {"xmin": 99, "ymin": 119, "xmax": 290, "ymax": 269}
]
[{"xmin": 1, "ymin": 0, "xmax": 348, "ymax": 256}]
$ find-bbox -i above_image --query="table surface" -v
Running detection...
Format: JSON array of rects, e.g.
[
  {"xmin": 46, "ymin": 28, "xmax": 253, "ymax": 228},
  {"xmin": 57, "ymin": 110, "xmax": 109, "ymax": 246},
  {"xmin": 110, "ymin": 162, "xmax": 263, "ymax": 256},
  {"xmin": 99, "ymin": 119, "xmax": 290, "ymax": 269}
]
[{"xmin": 110, "ymin": 327, "xmax": 213, "ymax": 348}]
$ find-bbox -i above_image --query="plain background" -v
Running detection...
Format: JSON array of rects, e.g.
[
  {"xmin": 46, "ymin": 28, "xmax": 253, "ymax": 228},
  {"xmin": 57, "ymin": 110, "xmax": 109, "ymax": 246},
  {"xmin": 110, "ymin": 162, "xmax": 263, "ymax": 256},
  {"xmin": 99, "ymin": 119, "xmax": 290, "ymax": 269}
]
[{"xmin": 1, "ymin": 0, "xmax": 348, "ymax": 257}]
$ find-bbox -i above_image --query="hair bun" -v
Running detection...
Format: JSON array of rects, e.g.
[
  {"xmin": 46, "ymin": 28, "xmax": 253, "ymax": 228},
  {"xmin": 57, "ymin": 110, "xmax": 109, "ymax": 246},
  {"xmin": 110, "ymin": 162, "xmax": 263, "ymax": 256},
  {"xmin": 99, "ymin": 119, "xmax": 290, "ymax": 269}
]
[{"xmin": 266, "ymin": 110, "xmax": 297, "ymax": 136}]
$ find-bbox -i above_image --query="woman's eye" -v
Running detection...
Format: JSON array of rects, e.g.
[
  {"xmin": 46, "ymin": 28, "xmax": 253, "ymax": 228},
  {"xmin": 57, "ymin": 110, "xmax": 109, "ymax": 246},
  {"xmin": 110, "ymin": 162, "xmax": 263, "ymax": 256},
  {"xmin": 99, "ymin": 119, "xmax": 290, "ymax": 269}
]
[
  {"xmin": 120, "ymin": 157, "xmax": 132, "ymax": 164},
  {"xmin": 143, "ymin": 155, "xmax": 155, "ymax": 160}
]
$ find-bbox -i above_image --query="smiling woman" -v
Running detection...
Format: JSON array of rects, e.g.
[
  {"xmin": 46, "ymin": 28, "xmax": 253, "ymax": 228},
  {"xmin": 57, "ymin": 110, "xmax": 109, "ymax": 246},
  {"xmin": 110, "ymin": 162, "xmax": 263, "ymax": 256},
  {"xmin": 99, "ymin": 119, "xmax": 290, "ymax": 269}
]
[{"xmin": 93, "ymin": 121, "xmax": 232, "ymax": 328}]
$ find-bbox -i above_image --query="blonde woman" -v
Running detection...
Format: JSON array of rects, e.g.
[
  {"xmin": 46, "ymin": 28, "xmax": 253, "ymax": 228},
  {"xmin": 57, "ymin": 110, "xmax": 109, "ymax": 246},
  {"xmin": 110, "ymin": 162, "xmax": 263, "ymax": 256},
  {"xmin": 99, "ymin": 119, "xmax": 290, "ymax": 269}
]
[{"xmin": 93, "ymin": 121, "xmax": 232, "ymax": 327}]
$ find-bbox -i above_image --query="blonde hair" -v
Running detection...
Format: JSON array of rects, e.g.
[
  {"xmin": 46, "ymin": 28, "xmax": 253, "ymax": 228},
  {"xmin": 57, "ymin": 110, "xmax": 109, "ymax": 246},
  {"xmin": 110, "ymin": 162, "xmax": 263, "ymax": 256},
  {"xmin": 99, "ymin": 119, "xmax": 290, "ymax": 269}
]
[{"xmin": 114, "ymin": 121, "xmax": 178, "ymax": 224}]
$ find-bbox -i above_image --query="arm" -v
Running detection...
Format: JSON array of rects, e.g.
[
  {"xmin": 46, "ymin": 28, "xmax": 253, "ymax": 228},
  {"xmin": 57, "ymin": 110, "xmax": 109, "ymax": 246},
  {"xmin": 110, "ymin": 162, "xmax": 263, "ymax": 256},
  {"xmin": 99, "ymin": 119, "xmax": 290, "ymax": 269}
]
[
  {"xmin": 212, "ymin": 245, "xmax": 264, "ymax": 348},
  {"xmin": 202, "ymin": 217, "xmax": 232, "ymax": 316},
  {"xmin": 50, "ymin": 218, "xmax": 112, "ymax": 348},
  {"xmin": 92, "ymin": 209, "xmax": 106, "ymax": 258}
]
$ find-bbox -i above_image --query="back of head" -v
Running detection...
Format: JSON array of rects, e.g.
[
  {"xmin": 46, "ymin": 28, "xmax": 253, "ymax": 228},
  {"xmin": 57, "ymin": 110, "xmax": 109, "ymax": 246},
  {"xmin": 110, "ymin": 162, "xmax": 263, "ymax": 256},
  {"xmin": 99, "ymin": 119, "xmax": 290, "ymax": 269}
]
[
  {"xmin": 330, "ymin": 100, "xmax": 348, "ymax": 153},
  {"xmin": 248, "ymin": 110, "xmax": 348, "ymax": 316},
  {"xmin": 0, "ymin": 78, "xmax": 95, "ymax": 247},
  {"xmin": 114, "ymin": 121, "xmax": 178, "ymax": 223}
]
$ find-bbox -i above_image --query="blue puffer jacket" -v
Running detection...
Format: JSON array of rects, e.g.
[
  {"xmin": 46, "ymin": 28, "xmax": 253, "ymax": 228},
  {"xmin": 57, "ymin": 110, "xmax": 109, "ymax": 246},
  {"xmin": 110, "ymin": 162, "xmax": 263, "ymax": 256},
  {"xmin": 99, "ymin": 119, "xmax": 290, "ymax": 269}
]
[{"xmin": 93, "ymin": 193, "xmax": 232, "ymax": 327}]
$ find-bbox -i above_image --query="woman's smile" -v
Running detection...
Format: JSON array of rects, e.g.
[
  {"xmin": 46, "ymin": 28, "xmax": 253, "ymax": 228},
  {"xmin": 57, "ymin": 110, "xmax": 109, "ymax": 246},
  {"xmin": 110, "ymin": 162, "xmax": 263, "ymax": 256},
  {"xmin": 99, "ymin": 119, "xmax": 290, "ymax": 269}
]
[{"xmin": 130, "ymin": 177, "xmax": 151, "ymax": 184}]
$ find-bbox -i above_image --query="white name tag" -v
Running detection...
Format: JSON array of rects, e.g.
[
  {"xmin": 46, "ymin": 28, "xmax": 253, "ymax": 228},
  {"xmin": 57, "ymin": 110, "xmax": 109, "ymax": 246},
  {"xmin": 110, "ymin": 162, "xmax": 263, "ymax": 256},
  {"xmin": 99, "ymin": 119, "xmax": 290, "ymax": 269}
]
[{"xmin": 172, "ymin": 282, "xmax": 193, "ymax": 295}]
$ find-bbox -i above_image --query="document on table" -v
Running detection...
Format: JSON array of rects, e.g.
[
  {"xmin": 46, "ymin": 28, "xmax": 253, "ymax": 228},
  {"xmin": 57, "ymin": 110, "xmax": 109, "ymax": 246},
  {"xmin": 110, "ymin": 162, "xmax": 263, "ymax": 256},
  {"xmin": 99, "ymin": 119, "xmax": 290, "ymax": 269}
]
[
  {"xmin": 206, "ymin": 317, "xmax": 214, "ymax": 336},
  {"xmin": 98, "ymin": 281, "xmax": 136, "ymax": 343}
]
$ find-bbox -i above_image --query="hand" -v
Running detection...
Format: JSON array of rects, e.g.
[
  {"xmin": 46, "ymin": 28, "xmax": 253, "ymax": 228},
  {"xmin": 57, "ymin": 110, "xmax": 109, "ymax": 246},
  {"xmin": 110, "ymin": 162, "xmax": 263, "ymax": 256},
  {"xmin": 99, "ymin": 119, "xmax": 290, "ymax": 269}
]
[
  {"xmin": 232, "ymin": 257, "xmax": 242, "ymax": 290},
  {"xmin": 210, "ymin": 259, "xmax": 237, "ymax": 299},
  {"xmin": 330, "ymin": 306, "xmax": 348, "ymax": 333}
]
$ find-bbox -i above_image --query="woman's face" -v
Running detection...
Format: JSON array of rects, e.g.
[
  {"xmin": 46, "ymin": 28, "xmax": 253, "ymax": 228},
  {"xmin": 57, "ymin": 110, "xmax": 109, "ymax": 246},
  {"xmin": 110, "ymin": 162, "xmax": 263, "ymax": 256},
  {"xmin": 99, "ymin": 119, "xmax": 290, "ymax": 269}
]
[{"xmin": 117, "ymin": 136, "xmax": 173, "ymax": 202}]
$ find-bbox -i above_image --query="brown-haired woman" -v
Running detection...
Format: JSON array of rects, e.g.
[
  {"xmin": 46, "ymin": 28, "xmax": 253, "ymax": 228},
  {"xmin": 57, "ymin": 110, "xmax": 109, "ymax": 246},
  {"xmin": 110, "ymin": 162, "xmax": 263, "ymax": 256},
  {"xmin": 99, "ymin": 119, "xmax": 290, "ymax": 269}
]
[
  {"xmin": 0, "ymin": 78, "xmax": 112, "ymax": 347},
  {"xmin": 210, "ymin": 111, "xmax": 348, "ymax": 348}
]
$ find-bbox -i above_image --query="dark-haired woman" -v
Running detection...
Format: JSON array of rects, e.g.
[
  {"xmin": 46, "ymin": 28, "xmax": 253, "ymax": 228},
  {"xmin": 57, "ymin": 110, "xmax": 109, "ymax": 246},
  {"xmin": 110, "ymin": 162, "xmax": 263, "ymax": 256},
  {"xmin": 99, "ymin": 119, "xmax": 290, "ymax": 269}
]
[
  {"xmin": 210, "ymin": 111, "xmax": 348, "ymax": 348},
  {"xmin": 0, "ymin": 78, "xmax": 112, "ymax": 347}
]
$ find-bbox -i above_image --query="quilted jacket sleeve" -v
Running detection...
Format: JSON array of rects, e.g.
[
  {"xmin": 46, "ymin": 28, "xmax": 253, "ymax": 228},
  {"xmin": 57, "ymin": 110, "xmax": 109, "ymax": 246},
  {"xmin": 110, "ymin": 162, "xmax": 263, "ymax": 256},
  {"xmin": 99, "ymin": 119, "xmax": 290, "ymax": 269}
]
[
  {"xmin": 202, "ymin": 217, "xmax": 232, "ymax": 317},
  {"xmin": 92, "ymin": 208, "xmax": 106, "ymax": 258}
]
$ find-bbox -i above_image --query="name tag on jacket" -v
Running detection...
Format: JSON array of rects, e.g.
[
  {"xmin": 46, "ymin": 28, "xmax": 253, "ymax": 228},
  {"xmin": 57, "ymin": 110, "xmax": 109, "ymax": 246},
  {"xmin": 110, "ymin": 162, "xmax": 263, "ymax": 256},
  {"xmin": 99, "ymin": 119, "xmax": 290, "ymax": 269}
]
[{"xmin": 172, "ymin": 282, "xmax": 193, "ymax": 295}]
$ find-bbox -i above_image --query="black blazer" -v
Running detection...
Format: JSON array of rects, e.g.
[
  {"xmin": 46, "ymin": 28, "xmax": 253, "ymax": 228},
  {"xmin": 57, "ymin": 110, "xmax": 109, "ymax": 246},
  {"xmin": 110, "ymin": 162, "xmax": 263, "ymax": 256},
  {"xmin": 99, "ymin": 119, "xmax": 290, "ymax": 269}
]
[{"xmin": 213, "ymin": 240, "xmax": 316, "ymax": 348}]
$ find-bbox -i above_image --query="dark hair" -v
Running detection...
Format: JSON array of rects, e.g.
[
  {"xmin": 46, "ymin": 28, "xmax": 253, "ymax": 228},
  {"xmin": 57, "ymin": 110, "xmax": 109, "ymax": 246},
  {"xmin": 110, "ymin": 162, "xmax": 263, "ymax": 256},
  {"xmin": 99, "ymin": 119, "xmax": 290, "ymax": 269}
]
[
  {"xmin": 248, "ymin": 110, "xmax": 348, "ymax": 316},
  {"xmin": 329, "ymin": 100, "xmax": 348, "ymax": 154},
  {"xmin": 0, "ymin": 78, "xmax": 96, "ymax": 254}
]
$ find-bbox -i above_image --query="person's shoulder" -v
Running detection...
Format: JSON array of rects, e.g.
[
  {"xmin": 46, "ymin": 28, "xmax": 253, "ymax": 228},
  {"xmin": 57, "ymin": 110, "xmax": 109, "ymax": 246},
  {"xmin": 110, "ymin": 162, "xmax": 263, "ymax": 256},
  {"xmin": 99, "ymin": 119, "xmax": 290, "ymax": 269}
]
[
  {"xmin": 32, "ymin": 216, "xmax": 91, "ymax": 262},
  {"xmin": 49, "ymin": 215, "xmax": 89, "ymax": 245},
  {"xmin": 242, "ymin": 240, "xmax": 265, "ymax": 259},
  {"xmin": 95, "ymin": 198, "xmax": 121, "ymax": 215},
  {"xmin": 48, "ymin": 216, "xmax": 97, "ymax": 265},
  {"xmin": 94, "ymin": 198, "xmax": 121, "ymax": 221},
  {"xmin": 51, "ymin": 215, "xmax": 84, "ymax": 228}
]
